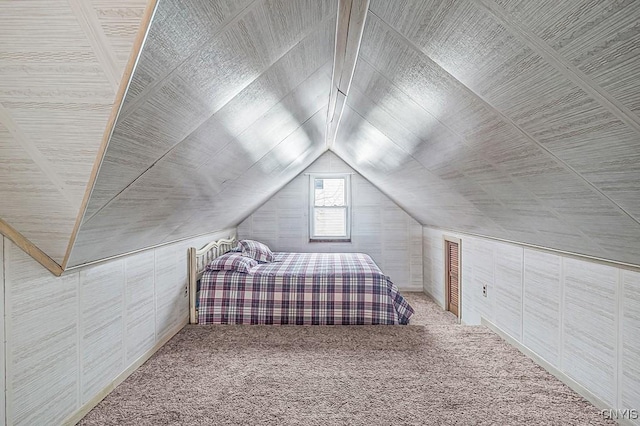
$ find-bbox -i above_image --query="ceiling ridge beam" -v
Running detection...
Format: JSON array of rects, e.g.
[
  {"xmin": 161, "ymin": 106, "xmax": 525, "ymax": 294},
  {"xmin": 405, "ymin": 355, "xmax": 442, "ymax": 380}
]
[
  {"xmin": 0, "ymin": 218, "xmax": 63, "ymax": 276},
  {"xmin": 325, "ymin": 0, "xmax": 370, "ymax": 149},
  {"xmin": 118, "ymin": 0, "xmax": 263, "ymax": 121},
  {"xmin": 61, "ymin": 0, "xmax": 160, "ymax": 270},
  {"xmin": 67, "ymin": 0, "xmax": 121, "ymax": 93},
  {"xmin": 0, "ymin": 102, "xmax": 80, "ymax": 207},
  {"xmin": 368, "ymin": 10, "xmax": 640, "ymax": 231},
  {"xmin": 473, "ymin": 0, "xmax": 640, "ymax": 136}
]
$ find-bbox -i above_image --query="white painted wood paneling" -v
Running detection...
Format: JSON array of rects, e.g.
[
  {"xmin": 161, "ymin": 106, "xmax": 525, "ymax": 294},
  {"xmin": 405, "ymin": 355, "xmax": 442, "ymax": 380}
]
[
  {"xmin": 471, "ymin": 238, "xmax": 496, "ymax": 323},
  {"xmin": 0, "ymin": 0, "xmax": 148, "ymax": 264},
  {"xmin": 3, "ymin": 229, "xmax": 235, "ymax": 425},
  {"xmin": 154, "ymin": 244, "xmax": 188, "ymax": 342},
  {"xmin": 522, "ymin": 249, "xmax": 561, "ymax": 368},
  {"xmin": 460, "ymin": 236, "xmax": 478, "ymax": 324},
  {"xmin": 622, "ymin": 270, "xmax": 640, "ymax": 413},
  {"xmin": 238, "ymin": 151, "xmax": 422, "ymax": 289},
  {"xmin": 79, "ymin": 260, "xmax": 125, "ymax": 404},
  {"xmin": 422, "ymin": 227, "xmax": 445, "ymax": 306},
  {"xmin": 0, "ymin": 238, "xmax": 5, "ymax": 426},
  {"xmin": 4, "ymin": 241, "xmax": 79, "ymax": 426},
  {"xmin": 124, "ymin": 251, "xmax": 156, "ymax": 365},
  {"xmin": 425, "ymin": 224, "xmax": 640, "ymax": 422},
  {"xmin": 563, "ymin": 258, "xmax": 617, "ymax": 406},
  {"xmin": 494, "ymin": 244, "xmax": 523, "ymax": 340}
]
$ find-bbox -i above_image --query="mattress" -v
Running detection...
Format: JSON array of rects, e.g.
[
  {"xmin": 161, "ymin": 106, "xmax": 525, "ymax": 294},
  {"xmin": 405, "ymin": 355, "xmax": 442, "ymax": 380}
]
[{"xmin": 198, "ymin": 252, "xmax": 414, "ymax": 325}]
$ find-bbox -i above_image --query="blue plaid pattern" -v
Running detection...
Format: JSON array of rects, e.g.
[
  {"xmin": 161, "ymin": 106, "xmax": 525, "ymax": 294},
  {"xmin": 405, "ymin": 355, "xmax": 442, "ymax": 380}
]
[
  {"xmin": 206, "ymin": 253, "xmax": 258, "ymax": 273},
  {"xmin": 239, "ymin": 239, "xmax": 274, "ymax": 263},
  {"xmin": 199, "ymin": 252, "xmax": 414, "ymax": 325}
]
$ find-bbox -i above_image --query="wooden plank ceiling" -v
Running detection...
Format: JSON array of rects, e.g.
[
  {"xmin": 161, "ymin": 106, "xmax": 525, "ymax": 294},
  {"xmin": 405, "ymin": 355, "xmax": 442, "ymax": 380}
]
[
  {"xmin": 1, "ymin": 0, "xmax": 639, "ymax": 270},
  {"xmin": 0, "ymin": 0, "xmax": 151, "ymax": 269}
]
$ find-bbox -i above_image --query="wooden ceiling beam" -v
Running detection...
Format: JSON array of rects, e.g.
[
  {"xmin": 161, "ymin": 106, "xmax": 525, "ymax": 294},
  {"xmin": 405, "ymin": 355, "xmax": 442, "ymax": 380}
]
[
  {"xmin": 326, "ymin": 0, "xmax": 370, "ymax": 149},
  {"xmin": 0, "ymin": 219, "xmax": 64, "ymax": 276}
]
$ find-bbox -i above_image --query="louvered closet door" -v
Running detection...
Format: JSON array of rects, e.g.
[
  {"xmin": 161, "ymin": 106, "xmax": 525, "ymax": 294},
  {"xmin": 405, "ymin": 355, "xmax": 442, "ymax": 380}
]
[{"xmin": 446, "ymin": 241, "xmax": 459, "ymax": 317}]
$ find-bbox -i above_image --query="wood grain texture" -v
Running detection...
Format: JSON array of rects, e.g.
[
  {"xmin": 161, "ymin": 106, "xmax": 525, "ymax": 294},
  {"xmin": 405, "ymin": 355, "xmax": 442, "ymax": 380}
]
[
  {"xmin": 563, "ymin": 257, "xmax": 617, "ymax": 406},
  {"xmin": 154, "ymin": 244, "xmax": 188, "ymax": 342},
  {"xmin": 494, "ymin": 244, "xmax": 523, "ymax": 340},
  {"xmin": 69, "ymin": 62, "xmax": 332, "ymax": 266},
  {"xmin": 422, "ymin": 228, "xmax": 445, "ymax": 306},
  {"xmin": 326, "ymin": 0, "xmax": 369, "ymax": 147},
  {"xmin": 522, "ymin": 249, "xmax": 562, "ymax": 367},
  {"xmin": 4, "ymin": 241, "xmax": 79, "ymax": 426},
  {"xmin": 124, "ymin": 251, "xmax": 156, "ymax": 364},
  {"xmin": 333, "ymin": 6, "xmax": 640, "ymax": 266},
  {"xmin": 62, "ymin": 0, "xmax": 159, "ymax": 270},
  {"xmin": 79, "ymin": 260, "xmax": 125, "ymax": 404},
  {"xmin": 428, "ymin": 225, "xmax": 640, "ymax": 421},
  {"xmin": 3, "ymin": 230, "xmax": 233, "ymax": 425},
  {"xmin": 0, "ymin": 218, "xmax": 63, "ymax": 276},
  {"xmin": 238, "ymin": 151, "xmax": 423, "ymax": 289},
  {"xmin": 622, "ymin": 270, "xmax": 640, "ymax": 413},
  {"xmin": 84, "ymin": 0, "xmax": 337, "ymax": 221},
  {"xmin": 0, "ymin": 0, "xmax": 148, "ymax": 266},
  {"xmin": 0, "ymin": 238, "xmax": 5, "ymax": 426}
]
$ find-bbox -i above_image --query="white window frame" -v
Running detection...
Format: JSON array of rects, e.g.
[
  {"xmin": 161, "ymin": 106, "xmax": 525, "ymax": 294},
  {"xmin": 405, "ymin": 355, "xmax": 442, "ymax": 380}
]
[{"xmin": 309, "ymin": 173, "xmax": 351, "ymax": 241}]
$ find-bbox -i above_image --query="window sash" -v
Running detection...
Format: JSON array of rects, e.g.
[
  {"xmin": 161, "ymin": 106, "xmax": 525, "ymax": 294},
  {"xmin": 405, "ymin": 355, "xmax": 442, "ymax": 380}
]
[{"xmin": 309, "ymin": 174, "xmax": 351, "ymax": 240}]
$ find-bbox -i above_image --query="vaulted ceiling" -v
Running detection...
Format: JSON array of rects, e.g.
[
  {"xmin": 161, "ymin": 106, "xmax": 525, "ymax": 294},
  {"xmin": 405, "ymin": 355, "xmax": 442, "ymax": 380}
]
[{"xmin": 1, "ymin": 0, "xmax": 639, "ymax": 272}]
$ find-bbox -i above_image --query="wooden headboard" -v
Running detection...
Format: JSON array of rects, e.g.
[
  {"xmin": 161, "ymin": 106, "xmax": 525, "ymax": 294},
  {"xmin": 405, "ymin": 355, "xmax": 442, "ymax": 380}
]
[{"xmin": 188, "ymin": 236, "xmax": 237, "ymax": 324}]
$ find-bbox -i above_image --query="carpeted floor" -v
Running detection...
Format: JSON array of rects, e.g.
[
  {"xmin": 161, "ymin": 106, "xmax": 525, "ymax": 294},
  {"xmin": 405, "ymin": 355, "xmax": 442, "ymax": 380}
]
[{"xmin": 79, "ymin": 292, "xmax": 613, "ymax": 425}]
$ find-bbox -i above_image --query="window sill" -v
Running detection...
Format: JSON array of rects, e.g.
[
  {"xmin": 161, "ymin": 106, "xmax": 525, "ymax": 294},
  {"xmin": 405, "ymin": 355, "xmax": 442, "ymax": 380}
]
[{"xmin": 309, "ymin": 239, "xmax": 352, "ymax": 243}]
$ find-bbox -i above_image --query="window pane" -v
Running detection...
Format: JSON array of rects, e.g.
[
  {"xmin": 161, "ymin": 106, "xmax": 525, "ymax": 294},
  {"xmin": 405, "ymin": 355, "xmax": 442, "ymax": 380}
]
[
  {"xmin": 314, "ymin": 178, "xmax": 345, "ymax": 206},
  {"xmin": 314, "ymin": 208, "xmax": 346, "ymax": 237}
]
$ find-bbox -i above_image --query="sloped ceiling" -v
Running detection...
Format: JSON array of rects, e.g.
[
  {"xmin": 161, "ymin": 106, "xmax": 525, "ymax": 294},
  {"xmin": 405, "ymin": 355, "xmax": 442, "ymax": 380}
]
[
  {"xmin": 67, "ymin": 0, "xmax": 337, "ymax": 267},
  {"xmin": 0, "ymin": 0, "xmax": 150, "ymax": 265},
  {"xmin": 2, "ymin": 0, "xmax": 639, "ymax": 271},
  {"xmin": 334, "ymin": 0, "xmax": 640, "ymax": 265}
]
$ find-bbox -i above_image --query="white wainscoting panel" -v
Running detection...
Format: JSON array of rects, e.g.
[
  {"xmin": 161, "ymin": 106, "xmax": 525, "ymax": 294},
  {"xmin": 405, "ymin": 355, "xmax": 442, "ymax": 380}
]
[
  {"xmin": 622, "ymin": 269, "xmax": 640, "ymax": 413},
  {"xmin": 5, "ymin": 240, "xmax": 79, "ymax": 426},
  {"xmin": 424, "ymin": 225, "xmax": 640, "ymax": 422},
  {"xmin": 0, "ymin": 238, "xmax": 5, "ymax": 425},
  {"xmin": 238, "ymin": 151, "xmax": 422, "ymax": 290},
  {"xmin": 563, "ymin": 258, "xmax": 617, "ymax": 406},
  {"xmin": 3, "ymin": 229, "xmax": 235, "ymax": 424},
  {"xmin": 79, "ymin": 260, "xmax": 125, "ymax": 404},
  {"xmin": 124, "ymin": 251, "xmax": 156, "ymax": 365},
  {"xmin": 422, "ymin": 227, "xmax": 445, "ymax": 305},
  {"xmin": 461, "ymin": 236, "xmax": 478, "ymax": 324},
  {"xmin": 470, "ymin": 238, "xmax": 496, "ymax": 324},
  {"xmin": 522, "ymin": 249, "xmax": 562, "ymax": 368},
  {"xmin": 154, "ymin": 243, "xmax": 189, "ymax": 342},
  {"xmin": 494, "ymin": 244, "xmax": 523, "ymax": 340}
]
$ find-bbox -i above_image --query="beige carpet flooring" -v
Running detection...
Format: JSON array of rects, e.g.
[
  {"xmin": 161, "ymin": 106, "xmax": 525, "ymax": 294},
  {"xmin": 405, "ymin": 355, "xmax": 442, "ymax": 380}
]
[{"xmin": 79, "ymin": 292, "xmax": 613, "ymax": 425}]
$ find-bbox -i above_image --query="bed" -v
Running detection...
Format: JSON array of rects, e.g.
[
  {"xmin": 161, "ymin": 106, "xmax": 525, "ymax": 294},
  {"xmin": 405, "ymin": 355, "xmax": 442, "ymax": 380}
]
[{"xmin": 188, "ymin": 238, "xmax": 414, "ymax": 325}]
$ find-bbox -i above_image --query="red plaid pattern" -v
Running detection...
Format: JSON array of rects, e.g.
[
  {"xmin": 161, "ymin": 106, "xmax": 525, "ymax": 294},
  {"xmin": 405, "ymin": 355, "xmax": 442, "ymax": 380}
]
[
  {"xmin": 198, "ymin": 252, "xmax": 414, "ymax": 325},
  {"xmin": 206, "ymin": 253, "xmax": 258, "ymax": 273}
]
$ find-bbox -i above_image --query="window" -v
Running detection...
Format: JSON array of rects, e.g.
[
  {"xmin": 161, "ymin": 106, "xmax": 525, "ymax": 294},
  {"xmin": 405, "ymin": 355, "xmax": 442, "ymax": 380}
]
[{"xmin": 309, "ymin": 174, "xmax": 351, "ymax": 241}]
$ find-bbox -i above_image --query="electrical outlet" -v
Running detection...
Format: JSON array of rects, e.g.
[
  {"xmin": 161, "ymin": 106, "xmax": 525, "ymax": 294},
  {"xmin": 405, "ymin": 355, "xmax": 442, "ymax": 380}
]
[{"xmin": 482, "ymin": 284, "xmax": 487, "ymax": 297}]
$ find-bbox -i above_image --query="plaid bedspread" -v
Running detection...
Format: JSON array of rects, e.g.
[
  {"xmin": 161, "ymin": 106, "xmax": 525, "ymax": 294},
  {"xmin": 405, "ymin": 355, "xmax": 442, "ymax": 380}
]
[{"xmin": 198, "ymin": 252, "xmax": 414, "ymax": 325}]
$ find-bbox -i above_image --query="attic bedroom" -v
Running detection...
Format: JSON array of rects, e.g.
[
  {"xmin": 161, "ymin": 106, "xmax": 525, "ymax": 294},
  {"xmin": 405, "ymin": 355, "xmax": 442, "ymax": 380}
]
[{"xmin": 0, "ymin": 0, "xmax": 638, "ymax": 424}]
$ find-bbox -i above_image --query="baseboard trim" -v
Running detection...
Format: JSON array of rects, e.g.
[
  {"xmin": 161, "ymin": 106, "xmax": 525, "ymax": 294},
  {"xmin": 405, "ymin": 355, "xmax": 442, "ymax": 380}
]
[
  {"xmin": 397, "ymin": 285, "xmax": 425, "ymax": 292},
  {"xmin": 62, "ymin": 318, "xmax": 188, "ymax": 425},
  {"xmin": 482, "ymin": 318, "xmax": 634, "ymax": 426},
  {"xmin": 423, "ymin": 288, "xmax": 445, "ymax": 309}
]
